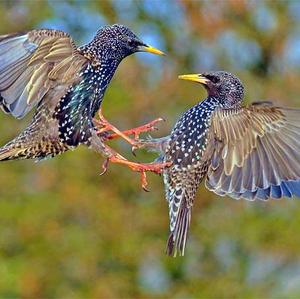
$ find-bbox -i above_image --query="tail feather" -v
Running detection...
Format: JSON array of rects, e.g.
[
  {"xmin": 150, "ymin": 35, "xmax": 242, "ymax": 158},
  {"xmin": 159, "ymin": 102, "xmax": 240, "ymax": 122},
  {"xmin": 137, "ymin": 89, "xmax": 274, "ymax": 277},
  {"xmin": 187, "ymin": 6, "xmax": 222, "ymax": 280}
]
[
  {"xmin": 0, "ymin": 135, "xmax": 68, "ymax": 161},
  {"xmin": 165, "ymin": 181, "xmax": 192, "ymax": 257},
  {"xmin": 0, "ymin": 142, "xmax": 29, "ymax": 161},
  {"xmin": 166, "ymin": 203, "xmax": 191, "ymax": 257}
]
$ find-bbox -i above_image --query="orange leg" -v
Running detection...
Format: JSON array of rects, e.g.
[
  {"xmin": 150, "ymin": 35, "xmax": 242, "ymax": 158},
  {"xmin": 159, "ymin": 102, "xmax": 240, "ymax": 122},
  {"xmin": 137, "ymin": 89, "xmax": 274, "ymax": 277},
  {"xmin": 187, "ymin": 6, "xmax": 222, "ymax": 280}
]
[
  {"xmin": 94, "ymin": 108, "xmax": 138, "ymax": 146},
  {"xmin": 102, "ymin": 118, "xmax": 164, "ymax": 141},
  {"xmin": 94, "ymin": 108, "xmax": 164, "ymax": 147},
  {"xmin": 100, "ymin": 150, "xmax": 171, "ymax": 191}
]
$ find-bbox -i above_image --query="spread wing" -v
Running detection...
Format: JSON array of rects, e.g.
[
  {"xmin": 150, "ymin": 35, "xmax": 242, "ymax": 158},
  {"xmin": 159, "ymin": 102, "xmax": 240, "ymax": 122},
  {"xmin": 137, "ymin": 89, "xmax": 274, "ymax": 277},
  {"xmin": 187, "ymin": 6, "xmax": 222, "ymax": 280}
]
[
  {"xmin": 206, "ymin": 103, "xmax": 300, "ymax": 200},
  {"xmin": 0, "ymin": 29, "xmax": 88, "ymax": 118}
]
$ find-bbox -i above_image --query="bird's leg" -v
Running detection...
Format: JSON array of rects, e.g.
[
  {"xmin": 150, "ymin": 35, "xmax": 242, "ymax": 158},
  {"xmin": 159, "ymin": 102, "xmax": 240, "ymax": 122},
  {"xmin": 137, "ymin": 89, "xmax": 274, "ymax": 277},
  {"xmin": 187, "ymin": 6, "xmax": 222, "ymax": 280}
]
[
  {"xmin": 131, "ymin": 136, "xmax": 171, "ymax": 155},
  {"xmin": 94, "ymin": 108, "xmax": 164, "ymax": 148},
  {"xmin": 102, "ymin": 153, "xmax": 171, "ymax": 191},
  {"xmin": 94, "ymin": 108, "xmax": 138, "ymax": 146},
  {"xmin": 101, "ymin": 118, "xmax": 164, "ymax": 141},
  {"xmin": 90, "ymin": 131, "xmax": 171, "ymax": 191}
]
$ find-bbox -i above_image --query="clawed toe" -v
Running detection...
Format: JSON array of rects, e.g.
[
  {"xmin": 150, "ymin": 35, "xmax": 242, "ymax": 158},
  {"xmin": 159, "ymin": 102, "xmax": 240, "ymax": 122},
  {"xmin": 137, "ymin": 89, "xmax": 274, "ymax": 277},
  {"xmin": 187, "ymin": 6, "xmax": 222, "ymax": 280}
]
[
  {"xmin": 94, "ymin": 116, "xmax": 165, "ymax": 146},
  {"xmin": 98, "ymin": 152, "xmax": 171, "ymax": 190},
  {"xmin": 99, "ymin": 158, "xmax": 109, "ymax": 175}
]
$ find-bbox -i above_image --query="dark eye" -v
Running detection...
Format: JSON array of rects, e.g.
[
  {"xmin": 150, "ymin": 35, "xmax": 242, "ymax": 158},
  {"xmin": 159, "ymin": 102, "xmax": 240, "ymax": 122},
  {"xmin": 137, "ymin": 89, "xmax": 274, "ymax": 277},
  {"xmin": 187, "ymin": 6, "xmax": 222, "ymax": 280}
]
[
  {"xmin": 127, "ymin": 38, "xmax": 135, "ymax": 47},
  {"xmin": 206, "ymin": 75, "xmax": 220, "ymax": 84}
]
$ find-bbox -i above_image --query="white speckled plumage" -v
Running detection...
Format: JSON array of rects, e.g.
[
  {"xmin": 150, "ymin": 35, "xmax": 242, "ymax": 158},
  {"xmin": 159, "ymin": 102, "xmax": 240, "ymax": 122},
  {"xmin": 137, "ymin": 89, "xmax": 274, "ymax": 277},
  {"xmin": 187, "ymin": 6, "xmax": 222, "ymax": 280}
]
[
  {"xmin": 0, "ymin": 24, "xmax": 156, "ymax": 161},
  {"xmin": 140, "ymin": 71, "xmax": 300, "ymax": 256}
]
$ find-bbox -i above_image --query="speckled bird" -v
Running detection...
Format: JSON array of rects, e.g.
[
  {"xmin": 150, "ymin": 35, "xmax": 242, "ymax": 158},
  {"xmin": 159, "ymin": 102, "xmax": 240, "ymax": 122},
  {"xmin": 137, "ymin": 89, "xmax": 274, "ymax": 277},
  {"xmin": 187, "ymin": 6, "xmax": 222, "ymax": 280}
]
[
  {"xmin": 0, "ymin": 24, "xmax": 165, "ymax": 174},
  {"xmin": 140, "ymin": 71, "xmax": 300, "ymax": 256}
]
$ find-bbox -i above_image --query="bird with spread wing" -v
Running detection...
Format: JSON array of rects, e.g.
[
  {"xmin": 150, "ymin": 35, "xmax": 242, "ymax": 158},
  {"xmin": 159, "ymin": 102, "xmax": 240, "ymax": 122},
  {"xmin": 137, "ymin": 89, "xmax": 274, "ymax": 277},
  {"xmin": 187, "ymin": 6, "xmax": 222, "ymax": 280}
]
[
  {"xmin": 0, "ymin": 24, "xmax": 169, "ymax": 189},
  {"xmin": 139, "ymin": 71, "xmax": 300, "ymax": 256}
]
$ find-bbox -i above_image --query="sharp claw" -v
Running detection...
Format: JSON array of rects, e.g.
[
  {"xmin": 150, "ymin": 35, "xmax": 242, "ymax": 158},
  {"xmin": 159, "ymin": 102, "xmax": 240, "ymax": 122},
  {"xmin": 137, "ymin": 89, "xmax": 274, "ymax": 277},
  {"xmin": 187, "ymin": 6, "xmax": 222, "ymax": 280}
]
[
  {"xmin": 132, "ymin": 142, "xmax": 142, "ymax": 156},
  {"xmin": 141, "ymin": 172, "xmax": 150, "ymax": 192},
  {"xmin": 99, "ymin": 152, "xmax": 167, "ymax": 190},
  {"xmin": 143, "ymin": 185, "xmax": 150, "ymax": 192},
  {"xmin": 99, "ymin": 158, "xmax": 109, "ymax": 176},
  {"xmin": 132, "ymin": 147, "xmax": 137, "ymax": 157},
  {"xmin": 99, "ymin": 169, "xmax": 106, "ymax": 176},
  {"xmin": 153, "ymin": 117, "xmax": 164, "ymax": 123}
]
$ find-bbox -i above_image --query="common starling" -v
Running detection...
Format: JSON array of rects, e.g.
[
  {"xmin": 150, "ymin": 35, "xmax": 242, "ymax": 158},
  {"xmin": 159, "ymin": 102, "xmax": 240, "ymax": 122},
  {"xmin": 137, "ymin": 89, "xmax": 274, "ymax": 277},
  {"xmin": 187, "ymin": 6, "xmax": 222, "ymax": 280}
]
[
  {"xmin": 140, "ymin": 71, "xmax": 300, "ymax": 256},
  {"xmin": 0, "ymin": 24, "xmax": 168, "ymax": 183}
]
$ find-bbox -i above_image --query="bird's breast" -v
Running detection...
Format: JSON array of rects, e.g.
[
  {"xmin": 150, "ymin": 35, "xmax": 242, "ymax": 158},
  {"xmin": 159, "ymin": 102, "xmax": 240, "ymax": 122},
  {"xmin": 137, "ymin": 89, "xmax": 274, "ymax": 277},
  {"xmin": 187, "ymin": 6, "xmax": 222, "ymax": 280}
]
[
  {"xmin": 165, "ymin": 99, "xmax": 219, "ymax": 172},
  {"xmin": 53, "ymin": 73, "xmax": 100, "ymax": 147}
]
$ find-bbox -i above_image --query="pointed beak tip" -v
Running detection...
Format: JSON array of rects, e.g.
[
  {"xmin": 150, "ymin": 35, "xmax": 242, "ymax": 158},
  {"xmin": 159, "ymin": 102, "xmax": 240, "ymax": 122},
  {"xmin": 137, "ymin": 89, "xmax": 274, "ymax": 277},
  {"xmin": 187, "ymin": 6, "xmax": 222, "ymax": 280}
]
[
  {"xmin": 178, "ymin": 74, "xmax": 198, "ymax": 81},
  {"xmin": 141, "ymin": 45, "xmax": 165, "ymax": 56},
  {"xmin": 178, "ymin": 74, "xmax": 209, "ymax": 84}
]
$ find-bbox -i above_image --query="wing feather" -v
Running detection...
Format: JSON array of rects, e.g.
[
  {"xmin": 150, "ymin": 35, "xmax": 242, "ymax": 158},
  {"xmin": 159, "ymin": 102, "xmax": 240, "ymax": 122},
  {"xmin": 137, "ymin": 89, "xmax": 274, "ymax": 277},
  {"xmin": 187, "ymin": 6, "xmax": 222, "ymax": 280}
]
[
  {"xmin": 1, "ymin": 68, "xmax": 32, "ymax": 103},
  {"xmin": 0, "ymin": 29, "xmax": 88, "ymax": 118},
  {"xmin": 206, "ymin": 104, "xmax": 300, "ymax": 200}
]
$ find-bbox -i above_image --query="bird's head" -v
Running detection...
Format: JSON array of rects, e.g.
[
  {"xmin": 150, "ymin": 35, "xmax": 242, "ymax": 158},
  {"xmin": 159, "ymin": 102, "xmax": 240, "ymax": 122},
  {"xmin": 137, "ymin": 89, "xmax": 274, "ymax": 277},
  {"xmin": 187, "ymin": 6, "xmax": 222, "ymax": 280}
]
[
  {"xmin": 91, "ymin": 24, "xmax": 164, "ymax": 62},
  {"xmin": 179, "ymin": 71, "xmax": 244, "ymax": 107}
]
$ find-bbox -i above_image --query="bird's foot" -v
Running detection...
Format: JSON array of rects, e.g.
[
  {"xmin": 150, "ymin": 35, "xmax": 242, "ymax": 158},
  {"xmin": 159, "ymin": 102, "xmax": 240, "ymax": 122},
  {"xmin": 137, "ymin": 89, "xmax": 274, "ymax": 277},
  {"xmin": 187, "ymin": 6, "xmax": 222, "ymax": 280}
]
[
  {"xmin": 100, "ymin": 153, "xmax": 171, "ymax": 191},
  {"xmin": 94, "ymin": 108, "xmax": 164, "ymax": 155},
  {"xmin": 102, "ymin": 117, "xmax": 164, "ymax": 142},
  {"xmin": 94, "ymin": 108, "xmax": 140, "ymax": 147}
]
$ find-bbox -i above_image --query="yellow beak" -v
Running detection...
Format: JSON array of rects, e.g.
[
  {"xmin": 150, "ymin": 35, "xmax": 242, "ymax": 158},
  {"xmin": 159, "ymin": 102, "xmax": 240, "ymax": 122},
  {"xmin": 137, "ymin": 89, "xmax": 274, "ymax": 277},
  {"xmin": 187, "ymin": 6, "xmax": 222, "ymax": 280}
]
[
  {"xmin": 178, "ymin": 74, "xmax": 210, "ymax": 85},
  {"xmin": 139, "ymin": 45, "xmax": 165, "ymax": 56}
]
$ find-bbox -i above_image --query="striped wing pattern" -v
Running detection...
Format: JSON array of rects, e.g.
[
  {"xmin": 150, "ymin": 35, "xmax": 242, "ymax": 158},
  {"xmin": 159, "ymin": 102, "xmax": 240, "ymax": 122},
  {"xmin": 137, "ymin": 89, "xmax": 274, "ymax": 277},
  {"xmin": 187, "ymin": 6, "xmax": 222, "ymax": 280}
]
[
  {"xmin": 0, "ymin": 29, "xmax": 87, "ymax": 118},
  {"xmin": 206, "ymin": 103, "xmax": 300, "ymax": 200}
]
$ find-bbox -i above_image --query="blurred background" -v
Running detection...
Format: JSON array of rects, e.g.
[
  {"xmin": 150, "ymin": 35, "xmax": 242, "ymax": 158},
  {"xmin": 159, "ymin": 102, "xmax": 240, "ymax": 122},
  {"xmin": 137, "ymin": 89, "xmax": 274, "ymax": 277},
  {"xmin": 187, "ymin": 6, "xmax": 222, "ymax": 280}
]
[{"xmin": 1, "ymin": 0, "xmax": 300, "ymax": 298}]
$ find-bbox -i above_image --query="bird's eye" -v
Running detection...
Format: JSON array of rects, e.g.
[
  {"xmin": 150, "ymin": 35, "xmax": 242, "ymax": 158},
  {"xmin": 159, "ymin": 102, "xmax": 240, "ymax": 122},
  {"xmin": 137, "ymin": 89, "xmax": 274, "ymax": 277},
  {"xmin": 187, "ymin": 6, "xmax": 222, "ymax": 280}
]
[
  {"xmin": 206, "ymin": 75, "xmax": 220, "ymax": 84},
  {"xmin": 127, "ymin": 38, "xmax": 135, "ymax": 46}
]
